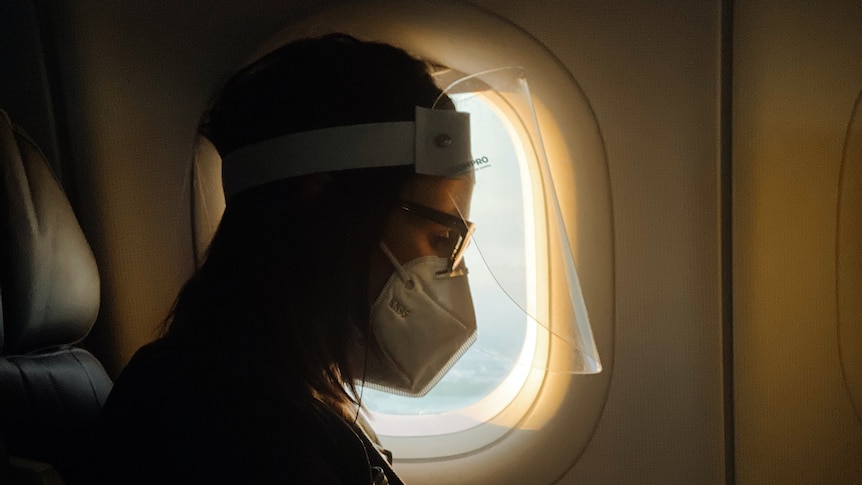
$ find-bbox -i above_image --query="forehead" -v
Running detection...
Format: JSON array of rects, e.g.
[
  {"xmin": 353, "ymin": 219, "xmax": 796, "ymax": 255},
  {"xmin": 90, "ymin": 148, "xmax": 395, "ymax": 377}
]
[{"xmin": 398, "ymin": 174, "xmax": 474, "ymax": 215}]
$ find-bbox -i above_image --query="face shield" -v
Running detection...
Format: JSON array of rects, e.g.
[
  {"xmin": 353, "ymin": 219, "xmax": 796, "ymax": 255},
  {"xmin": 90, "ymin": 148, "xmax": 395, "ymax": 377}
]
[
  {"xmin": 424, "ymin": 66, "xmax": 601, "ymax": 378},
  {"xmin": 221, "ymin": 66, "xmax": 600, "ymax": 392}
]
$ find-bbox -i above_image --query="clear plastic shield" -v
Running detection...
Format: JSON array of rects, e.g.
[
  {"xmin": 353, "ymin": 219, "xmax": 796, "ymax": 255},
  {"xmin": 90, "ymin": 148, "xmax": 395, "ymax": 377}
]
[
  {"xmin": 432, "ymin": 67, "xmax": 600, "ymax": 377},
  {"xmin": 359, "ymin": 67, "xmax": 600, "ymax": 415}
]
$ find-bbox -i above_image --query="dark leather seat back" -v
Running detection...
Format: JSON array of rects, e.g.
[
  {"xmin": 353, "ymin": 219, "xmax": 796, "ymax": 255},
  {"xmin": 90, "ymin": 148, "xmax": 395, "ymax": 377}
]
[{"xmin": 0, "ymin": 110, "xmax": 112, "ymax": 483}]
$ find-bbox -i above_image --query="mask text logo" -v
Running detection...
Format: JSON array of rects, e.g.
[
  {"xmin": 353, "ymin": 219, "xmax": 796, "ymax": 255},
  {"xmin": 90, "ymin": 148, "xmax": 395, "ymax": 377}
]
[{"xmin": 389, "ymin": 298, "xmax": 410, "ymax": 318}]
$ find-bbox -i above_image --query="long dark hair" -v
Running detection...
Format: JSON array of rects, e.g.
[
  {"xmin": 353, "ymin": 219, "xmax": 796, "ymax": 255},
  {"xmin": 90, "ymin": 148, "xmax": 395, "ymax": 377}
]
[{"xmin": 165, "ymin": 34, "xmax": 448, "ymax": 415}]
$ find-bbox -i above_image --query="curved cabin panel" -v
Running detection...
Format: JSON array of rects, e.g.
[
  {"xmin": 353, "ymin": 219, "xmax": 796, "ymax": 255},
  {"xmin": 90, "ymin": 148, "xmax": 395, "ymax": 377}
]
[{"xmin": 0, "ymin": 0, "xmax": 857, "ymax": 483}]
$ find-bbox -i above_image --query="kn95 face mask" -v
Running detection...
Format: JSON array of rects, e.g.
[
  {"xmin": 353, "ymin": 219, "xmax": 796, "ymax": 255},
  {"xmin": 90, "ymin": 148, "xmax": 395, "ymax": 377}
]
[{"xmin": 362, "ymin": 243, "xmax": 477, "ymax": 397}]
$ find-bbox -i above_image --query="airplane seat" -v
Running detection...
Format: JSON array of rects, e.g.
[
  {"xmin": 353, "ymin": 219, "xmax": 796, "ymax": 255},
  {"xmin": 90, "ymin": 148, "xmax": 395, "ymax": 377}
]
[{"xmin": 0, "ymin": 110, "xmax": 112, "ymax": 484}]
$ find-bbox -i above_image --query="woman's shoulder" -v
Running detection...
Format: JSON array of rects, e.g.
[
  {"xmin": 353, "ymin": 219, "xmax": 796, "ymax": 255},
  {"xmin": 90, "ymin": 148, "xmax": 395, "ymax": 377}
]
[
  {"xmin": 103, "ymin": 337, "xmax": 313, "ymax": 420},
  {"xmin": 101, "ymin": 338, "xmax": 205, "ymax": 407},
  {"xmin": 96, "ymin": 338, "xmax": 376, "ymax": 483}
]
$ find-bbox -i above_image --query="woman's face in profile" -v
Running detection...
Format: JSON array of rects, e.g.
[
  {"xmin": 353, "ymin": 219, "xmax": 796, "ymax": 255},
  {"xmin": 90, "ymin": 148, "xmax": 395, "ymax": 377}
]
[{"xmin": 367, "ymin": 174, "xmax": 474, "ymax": 300}]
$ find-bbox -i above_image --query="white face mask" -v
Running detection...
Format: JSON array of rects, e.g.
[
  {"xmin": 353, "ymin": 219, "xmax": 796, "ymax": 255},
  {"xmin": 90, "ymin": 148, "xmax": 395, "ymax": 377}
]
[{"xmin": 361, "ymin": 243, "xmax": 477, "ymax": 397}]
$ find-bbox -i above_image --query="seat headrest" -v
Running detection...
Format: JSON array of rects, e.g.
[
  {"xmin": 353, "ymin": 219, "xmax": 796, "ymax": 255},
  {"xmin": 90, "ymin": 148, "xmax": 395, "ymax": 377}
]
[{"xmin": 0, "ymin": 110, "xmax": 100, "ymax": 354}]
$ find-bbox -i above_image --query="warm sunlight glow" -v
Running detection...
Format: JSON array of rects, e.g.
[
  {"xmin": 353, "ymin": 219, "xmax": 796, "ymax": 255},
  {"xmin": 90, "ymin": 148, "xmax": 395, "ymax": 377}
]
[{"xmin": 360, "ymin": 91, "xmax": 550, "ymax": 443}]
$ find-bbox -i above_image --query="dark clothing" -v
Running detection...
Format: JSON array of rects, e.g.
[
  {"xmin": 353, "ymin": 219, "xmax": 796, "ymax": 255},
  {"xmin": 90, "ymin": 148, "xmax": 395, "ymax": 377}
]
[{"xmin": 90, "ymin": 339, "xmax": 401, "ymax": 484}]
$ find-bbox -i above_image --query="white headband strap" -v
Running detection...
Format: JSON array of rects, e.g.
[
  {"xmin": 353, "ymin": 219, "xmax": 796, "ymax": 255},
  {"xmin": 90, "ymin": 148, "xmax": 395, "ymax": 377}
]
[{"xmin": 221, "ymin": 106, "xmax": 471, "ymax": 198}]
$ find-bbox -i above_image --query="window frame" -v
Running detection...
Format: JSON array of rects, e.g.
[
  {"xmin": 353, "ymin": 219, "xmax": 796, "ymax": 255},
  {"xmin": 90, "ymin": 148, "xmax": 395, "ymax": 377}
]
[{"xmin": 249, "ymin": 2, "xmax": 615, "ymax": 482}]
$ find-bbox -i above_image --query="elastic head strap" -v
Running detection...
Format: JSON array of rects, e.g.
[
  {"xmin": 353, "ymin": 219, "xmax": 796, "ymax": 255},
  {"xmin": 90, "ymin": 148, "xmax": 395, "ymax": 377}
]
[{"xmin": 221, "ymin": 107, "xmax": 471, "ymax": 199}]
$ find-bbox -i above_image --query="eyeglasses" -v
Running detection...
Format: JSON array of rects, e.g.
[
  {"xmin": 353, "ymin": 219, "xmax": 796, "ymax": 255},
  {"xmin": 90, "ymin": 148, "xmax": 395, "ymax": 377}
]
[{"xmin": 398, "ymin": 199, "xmax": 476, "ymax": 277}]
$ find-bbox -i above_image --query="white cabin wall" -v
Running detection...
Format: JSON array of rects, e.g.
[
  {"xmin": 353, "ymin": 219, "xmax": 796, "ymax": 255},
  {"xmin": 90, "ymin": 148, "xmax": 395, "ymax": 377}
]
[
  {"xmin": 51, "ymin": 0, "xmax": 728, "ymax": 482},
  {"xmin": 468, "ymin": 1, "xmax": 726, "ymax": 483},
  {"xmin": 733, "ymin": 0, "xmax": 862, "ymax": 483},
  {"xmin": 51, "ymin": 0, "xmax": 342, "ymax": 374},
  {"xmin": 44, "ymin": 0, "xmax": 862, "ymax": 483}
]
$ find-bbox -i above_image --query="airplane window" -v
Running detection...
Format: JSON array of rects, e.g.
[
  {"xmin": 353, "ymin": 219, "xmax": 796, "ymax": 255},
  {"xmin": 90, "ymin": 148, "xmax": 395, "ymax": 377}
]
[
  {"xmin": 207, "ymin": 3, "xmax": 614, "ymax": 479},
  {"xmin": 358, "ymin": 90, "xmax": 545, "ymax": 436},
  {"xmin": 838, "ymin": 89, "xmax": 862, "ymax": 424},
  {"xmin": 352, "ymin": 73, "xmax": 568, "ymax": 437}
]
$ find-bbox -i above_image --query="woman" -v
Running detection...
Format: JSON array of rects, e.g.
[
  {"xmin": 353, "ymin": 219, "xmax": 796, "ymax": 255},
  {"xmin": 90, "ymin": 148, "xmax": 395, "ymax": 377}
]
[{"xmin": 92, "ymin": 34, "xmax": 477, "ymax": 484}]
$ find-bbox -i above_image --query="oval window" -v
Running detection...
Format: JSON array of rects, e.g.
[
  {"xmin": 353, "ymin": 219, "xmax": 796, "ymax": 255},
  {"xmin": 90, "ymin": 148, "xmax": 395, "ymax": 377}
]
[
  {"xmin": 197, "ymin": 2, "xmax": 616, "ymax": 482},
  {"xmin": 358, "ymin": 89, "xmax": 539, "ymax": 433}
]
